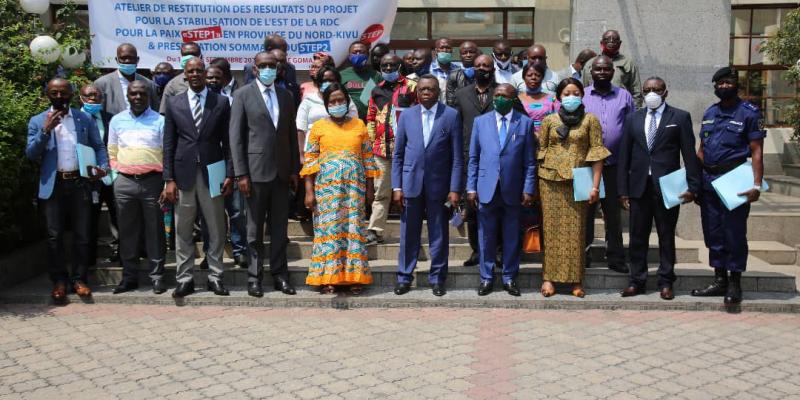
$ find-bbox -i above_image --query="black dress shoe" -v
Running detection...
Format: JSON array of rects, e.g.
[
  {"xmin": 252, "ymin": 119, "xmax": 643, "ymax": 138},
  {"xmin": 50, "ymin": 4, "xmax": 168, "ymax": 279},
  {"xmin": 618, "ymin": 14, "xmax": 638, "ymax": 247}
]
[
  {"xmin": 503, "ymin": 281, "xmax": 521, "ymax": 296},
  {"xmin": 723, "ymin": 284, "xmax": 742, "ymax": 305},
  {"xmin": 172, "ymin": 280, "xmax": 195, "ymax": 298},
  {"xmin": 112, "ymin": 281, "xmax": 138, "ymax": 294},
  {"xmin": 394, "ymin": 282, "xmax": 411, "ymax": 295},
  {"xmin": 248, "ymin": 282, "xmax": 264, "ymax": 297},
  {"xmin": 152, "ymin": 280, "xmax": 166, "ymax": 294},
  {"xmin": 273, "ymin": 278, "xmax": 296, "ymax": 295},
  {"xmin": 432, "ymin": 284, "xmax": 446, "ymax": 297},
  {"xmin": 463, "ymin": 252, "xmax": 479, "ymax": 267},
  {"xmin": 620, "ymin": 286, "xmax": 645, "ymax": 297},
  {"xmin": 691, "ymin": 280, "xmax": 728, "ymax": 297},
  {"xmin": 206, "ymin": 280, "xmax": 230, "ymax": 296},
  {"xmin": 478, "ymin": 281, "xmax": 493, "ymax": 296},
  {"xmin": 233, "ymin": 254, "xmax": 249, "ymax": 269},
  {"xmin": 660, "ymin": 286, "xmax": 675, "ymax": 300},
  {"xmin": 608, "ymin": 263, "xmax": 629, "ymax": 274}
]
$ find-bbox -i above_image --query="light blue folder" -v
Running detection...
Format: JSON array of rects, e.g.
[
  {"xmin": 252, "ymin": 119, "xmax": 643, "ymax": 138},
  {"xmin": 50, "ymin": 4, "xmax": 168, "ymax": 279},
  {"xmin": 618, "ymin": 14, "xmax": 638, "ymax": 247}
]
[
  {"xmin": 658, "ymin": 168, "xmax": 688, "ymax": 209},
  {"xmin": 207, "ymin": 160, "xmax": 227, "ymax": 198},
  {"xmin": 101, "ymin": 170, "xmax": 118, "ymax": 186},
  {"xmin": 573, "ymin": 167, "xmax": 605, "ymax": 201},
  {"xmin": 711, "ymin": 161, "xmax": 769, "ymax": 210},
  {"xmin": 359, "ymin": 78, "xmax": 377, "ymax": 107},
  {"xmin": 76, "ymin": 143, "xmax": 97, "ymax": 178}
]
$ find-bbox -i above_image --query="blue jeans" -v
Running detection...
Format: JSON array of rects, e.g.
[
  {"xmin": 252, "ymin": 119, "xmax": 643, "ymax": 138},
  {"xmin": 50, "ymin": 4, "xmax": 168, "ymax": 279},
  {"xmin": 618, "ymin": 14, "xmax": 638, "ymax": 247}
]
[{"xmin": 225, "ymin": 187, "xmax": 248, "ymax": 257}]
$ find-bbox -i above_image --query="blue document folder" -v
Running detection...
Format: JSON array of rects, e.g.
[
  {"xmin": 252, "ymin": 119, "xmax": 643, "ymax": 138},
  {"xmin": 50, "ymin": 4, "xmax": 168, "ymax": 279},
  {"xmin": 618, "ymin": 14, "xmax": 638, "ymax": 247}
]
[
  {"xmin": 359, "ymin": 78, "xmax": 377, "ymax": 108},
  {"xmin": 101, "ymin": 169, "xmax": 118, "ymax": 186},
  {"xmin": 710, "ymin": 162, "xmax": 769, "ymax": 210},
  {"xmin": 76, "ymin": 143, "xmax": 97, "ymax": 178},
  {"xmin": 659, "ymin": 168, "xmax": 688, "ymax": 209},
  {"xmin": 573, "ymin": 167, "xmax": 605, "ymax": 201},
  {"xmin": 207, "ymin": 160, "xmax": 226, "ymax": 198}
]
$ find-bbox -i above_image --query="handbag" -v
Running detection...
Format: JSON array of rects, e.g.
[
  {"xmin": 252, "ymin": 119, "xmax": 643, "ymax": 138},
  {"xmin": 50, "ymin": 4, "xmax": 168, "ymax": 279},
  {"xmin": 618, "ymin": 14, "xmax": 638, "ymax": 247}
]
[{"xmin": 522, "ymin": 225, "xmax": 542, "ymax": 253}]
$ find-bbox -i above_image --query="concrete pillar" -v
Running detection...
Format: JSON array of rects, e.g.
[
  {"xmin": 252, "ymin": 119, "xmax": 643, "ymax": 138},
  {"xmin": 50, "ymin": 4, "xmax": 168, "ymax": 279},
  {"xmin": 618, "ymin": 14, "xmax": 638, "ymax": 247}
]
[{"xmin": 570, "ymin": 0, "xmax": 731, "ymax": 124}]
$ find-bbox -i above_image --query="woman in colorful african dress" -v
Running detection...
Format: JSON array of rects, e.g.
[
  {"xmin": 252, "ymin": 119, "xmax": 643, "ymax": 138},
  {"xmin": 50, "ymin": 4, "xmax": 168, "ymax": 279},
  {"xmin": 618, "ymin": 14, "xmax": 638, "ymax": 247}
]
[
  {"xmin": 517, "ymin": 62, "xmax": 560, "ymax": 136},
  {"xmin": 537, "ymin": 78, "xmax": 610, "ymax": 298},
  {"xmin": 300, "ymin": 83, "xmax": 378, "ymax": 295}
]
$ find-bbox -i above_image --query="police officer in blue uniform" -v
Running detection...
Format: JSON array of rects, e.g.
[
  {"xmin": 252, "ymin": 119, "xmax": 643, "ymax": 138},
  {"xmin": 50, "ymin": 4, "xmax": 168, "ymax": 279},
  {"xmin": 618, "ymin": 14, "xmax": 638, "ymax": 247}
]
[{"xmin": 691, "ymin": 67, "xmax": 765, "ymax": 305}]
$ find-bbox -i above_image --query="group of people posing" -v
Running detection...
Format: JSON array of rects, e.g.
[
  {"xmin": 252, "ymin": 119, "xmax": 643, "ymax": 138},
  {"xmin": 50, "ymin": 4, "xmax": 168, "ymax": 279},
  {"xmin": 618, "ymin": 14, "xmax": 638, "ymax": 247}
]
[{"xmin": 27, "ymin": 29, "xmax": 765, "ymax": 306}]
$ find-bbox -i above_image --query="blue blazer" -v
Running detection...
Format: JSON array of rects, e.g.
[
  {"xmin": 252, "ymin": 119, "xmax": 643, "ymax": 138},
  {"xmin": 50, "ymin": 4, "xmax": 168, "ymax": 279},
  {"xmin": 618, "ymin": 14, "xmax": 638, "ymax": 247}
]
[
  {"xmin": 467, "ymin": 110, "xmax": 537, "ymax": 205},
  {"xmin": 391, "ymin": 103, "xmax": 464, "ymax": 199},
  {"xmin": 26, "ymin": 107, "xmax": 109, "ymax": 199}
]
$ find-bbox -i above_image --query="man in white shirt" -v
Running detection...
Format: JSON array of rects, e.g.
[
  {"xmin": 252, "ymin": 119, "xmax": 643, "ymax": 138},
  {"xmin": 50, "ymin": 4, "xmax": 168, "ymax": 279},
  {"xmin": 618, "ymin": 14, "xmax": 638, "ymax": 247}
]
[
  {"xmin": 511, "ymin": 44, "xmax": 560, "ymax": 94},
  {"xmin": 492, "ymin": 40, "xmax": 519, "ymax": 85}
]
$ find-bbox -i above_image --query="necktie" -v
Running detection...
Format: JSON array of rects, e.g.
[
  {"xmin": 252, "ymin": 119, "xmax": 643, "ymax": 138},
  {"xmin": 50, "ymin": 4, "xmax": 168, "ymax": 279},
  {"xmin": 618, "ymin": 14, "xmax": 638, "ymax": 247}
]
[
  {"xmin": 423, "ymin": 109, "xmax": 433, "ymax": 147},
  {"xmin": 647, "ymin": 110, "xmax": 657, "ymax": 151},
  {"xmin": 499, "ymin": 116, "xmax": 508, "ymax": 147},
  {"xmin": 192, "ymin": 93, "xmax": 203, "ymax": 131},
  {"xmin": 264, "ymin": 87, "xmax": 275, "ymax": 126}
]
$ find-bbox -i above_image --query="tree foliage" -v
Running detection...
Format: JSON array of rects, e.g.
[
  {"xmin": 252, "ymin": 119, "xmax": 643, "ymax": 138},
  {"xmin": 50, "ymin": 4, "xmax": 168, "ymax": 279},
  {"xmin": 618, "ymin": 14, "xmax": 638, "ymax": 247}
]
[
  {"xmin": 0, "ymin": 0, "xmax": 98, "ymax": 253},
  {"xmin": 761, "ymin": 7, "xmax": 800, "ymax": 141}
]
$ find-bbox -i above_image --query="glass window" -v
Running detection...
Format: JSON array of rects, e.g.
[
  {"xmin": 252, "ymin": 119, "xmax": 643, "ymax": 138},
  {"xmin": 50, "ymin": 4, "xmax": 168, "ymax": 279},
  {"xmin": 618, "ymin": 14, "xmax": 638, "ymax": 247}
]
[
  {"xmin": 752, "ymin": 8, "xmax": 781, "ymax": 37},
  {"xmin": 391, "ymin": 12, "xmax": 428, "ymax": 40},
  {"xmin": 731, "ymin": 9, "xmax": 750, "ymax": 36},
  {"xmin": 508, "ymin": 10, "xmax": 534, "ymax": 40},
  {"xmin": 730, "ymin": 38, "xmax": 750, "ymax": 65},
  {"xmin": 431, "ymin": 11, "xmax": 503, "ymax": 40}
]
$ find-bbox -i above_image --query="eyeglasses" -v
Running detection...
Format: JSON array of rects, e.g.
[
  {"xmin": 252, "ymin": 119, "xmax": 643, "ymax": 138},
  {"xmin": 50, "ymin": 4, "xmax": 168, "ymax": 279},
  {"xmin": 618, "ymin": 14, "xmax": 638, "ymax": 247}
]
[{"xmin": 601, "ymin": 38, "xmax": 621, "ymax": 44}]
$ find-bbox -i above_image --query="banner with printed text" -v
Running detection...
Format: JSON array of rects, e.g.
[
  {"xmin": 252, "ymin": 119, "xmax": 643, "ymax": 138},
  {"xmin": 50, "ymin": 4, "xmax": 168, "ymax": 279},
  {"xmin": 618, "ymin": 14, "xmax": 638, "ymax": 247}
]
[{"xmin": 88, "ymin": 0, "xmax": 398, "ymax": 69}]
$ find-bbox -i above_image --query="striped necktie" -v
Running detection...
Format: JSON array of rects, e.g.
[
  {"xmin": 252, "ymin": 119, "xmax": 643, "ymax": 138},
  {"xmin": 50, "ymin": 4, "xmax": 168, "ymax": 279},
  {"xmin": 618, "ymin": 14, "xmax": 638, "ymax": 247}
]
[
  {"xmin": 192, "ymin": 93, "xmax": 203, "ymax": 131},
  {"xmin": 646, "ymin": 109, "xmax": 657, "ymax": 151}
]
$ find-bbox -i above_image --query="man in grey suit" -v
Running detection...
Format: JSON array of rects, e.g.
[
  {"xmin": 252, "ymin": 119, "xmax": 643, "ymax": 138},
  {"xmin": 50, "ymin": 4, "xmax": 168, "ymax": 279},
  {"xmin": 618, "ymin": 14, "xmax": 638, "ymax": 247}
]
[
  {"xmin": 230, "ymin": 51, "xmax": 300, "ymax": 297},
  {"xmin": 92, "ymin": 43, "xmax": 159, "ymax": 263}
]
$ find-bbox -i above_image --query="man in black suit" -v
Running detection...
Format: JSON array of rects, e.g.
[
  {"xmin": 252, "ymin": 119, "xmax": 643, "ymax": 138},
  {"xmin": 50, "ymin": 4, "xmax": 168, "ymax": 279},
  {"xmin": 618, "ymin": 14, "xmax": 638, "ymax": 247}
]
[
  {"xmin": 243, "ymin": 35, "xmax": 297, "ymax": 87},
  {"xmin": 230, "ymin": 51, "xmax": 300, "ymax": 297},
  {"xmin": 617, "ymin": 77, "xmax": 701, "ymax": 300},
  {"xmin": 163, "ymin": 57, "xmax": 234, "ymax": 298}
]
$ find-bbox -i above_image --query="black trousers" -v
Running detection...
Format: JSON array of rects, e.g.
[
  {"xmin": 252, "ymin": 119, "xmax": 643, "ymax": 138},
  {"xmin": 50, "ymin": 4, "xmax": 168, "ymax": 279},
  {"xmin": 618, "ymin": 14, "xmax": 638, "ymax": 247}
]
[
  {"xmin": 585, "ymin": 165, "xmax": 625, "ymax": 266},
  {"xmin": 246, "ymin": 179, "xmax": 290, "ymax": 283},
  {"xmin": 89, "ymin": 183, "xmax": 118, "ymax": 264},
  {"xmin": 42, "ymin": 177, "xmax": 93, "ymax": 284},
  {"xmin": 628, "ymin": 178, "xmax": 679, "ymax": 289}
]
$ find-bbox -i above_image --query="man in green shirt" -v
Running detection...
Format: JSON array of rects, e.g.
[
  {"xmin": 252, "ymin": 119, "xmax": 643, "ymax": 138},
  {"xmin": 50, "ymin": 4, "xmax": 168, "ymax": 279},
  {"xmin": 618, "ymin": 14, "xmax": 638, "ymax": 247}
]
[
  {"xmin": 581, "ymin": 30, "xmax": 643, "ymax": 108},
  {"xmin": 340, "ymin": 41, "xmax": 382, "ymax": 121}
]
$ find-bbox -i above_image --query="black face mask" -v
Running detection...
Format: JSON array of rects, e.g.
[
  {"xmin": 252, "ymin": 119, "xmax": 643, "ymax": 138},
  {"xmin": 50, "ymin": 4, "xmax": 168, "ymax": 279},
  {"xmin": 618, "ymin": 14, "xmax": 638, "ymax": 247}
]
[
  {"xmin": 714, "ymin": 87, "xmax": 738, "ymax": 101},
  {"xmin": 207, "ymin": 83, "xmax": 222, "ymax": 93},
  {"xmin": 50, "ymin": 97, "xmax": 70, "ymax": 111},
  {"xmin": 475, "ymin": 69, "xmax": 494, "ymax": 84}
]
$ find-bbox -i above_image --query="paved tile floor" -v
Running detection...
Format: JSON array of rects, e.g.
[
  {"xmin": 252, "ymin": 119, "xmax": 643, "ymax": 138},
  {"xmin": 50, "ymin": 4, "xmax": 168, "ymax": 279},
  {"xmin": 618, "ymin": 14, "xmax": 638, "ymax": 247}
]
[{"xmin": 1, "ymin": 304, "xmax": 799, "ymax": 399}]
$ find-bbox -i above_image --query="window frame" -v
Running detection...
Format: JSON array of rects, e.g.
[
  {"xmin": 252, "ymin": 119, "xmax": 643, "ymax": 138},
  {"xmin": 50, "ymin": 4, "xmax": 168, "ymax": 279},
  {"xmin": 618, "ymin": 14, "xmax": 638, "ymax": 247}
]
[
  {"xmin": 389, "ymin": 7, "xmax": 535, "ymax": 50},
  {"xmin": 730, "ymin": 4, "xmax": 799, "ymax": 127}
]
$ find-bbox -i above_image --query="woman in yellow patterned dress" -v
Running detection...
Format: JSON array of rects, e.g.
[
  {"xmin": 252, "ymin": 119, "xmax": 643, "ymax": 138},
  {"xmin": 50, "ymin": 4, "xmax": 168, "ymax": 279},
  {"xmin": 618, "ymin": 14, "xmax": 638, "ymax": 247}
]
[
  {"xmin": 300, "ymin": 83, "xmax": 379, "ymax": 294},
  {"xmin": 537, "ymin": 78, "xmax": 610, "ymax": 298}
]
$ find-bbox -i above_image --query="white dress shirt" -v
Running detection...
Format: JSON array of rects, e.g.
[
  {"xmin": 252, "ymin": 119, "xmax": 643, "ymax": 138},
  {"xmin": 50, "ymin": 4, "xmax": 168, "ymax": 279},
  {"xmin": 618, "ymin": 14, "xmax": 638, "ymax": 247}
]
[
  {"xmin": 52, "ymin": 108, "xmax": 79, "ymax": 172},
  {"xmin": 221, "ymin": 79, "xmax": 236, "ymax": 105},
  {"xmin": 421, "ymin": 102, "xmax": 439, "ymax": 147},
  {"xmin": 187, "ymin": 87, "xmax": 209, "ymax": 112},
  {"xmin": 117, "ymin": 71, "xmax": 132, "ymax": 108},
  {"xmin": 255, "ymin": 79, "xmax": 280, "ymax": 128}
]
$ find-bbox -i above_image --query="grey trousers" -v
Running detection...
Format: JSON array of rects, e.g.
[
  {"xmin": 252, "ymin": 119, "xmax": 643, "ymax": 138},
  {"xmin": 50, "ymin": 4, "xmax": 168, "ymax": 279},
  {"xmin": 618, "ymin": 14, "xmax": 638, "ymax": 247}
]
[
  {"xmin": 175, "ymin": 169, "xmax": 226, "ymax": 283},
  {"xmin": 114, "ymin": 173, "xmax": 165, "ymax": 284},
  {"xmin": 246, "ymin": 179, "xmax": 290, "ymax": 283}
]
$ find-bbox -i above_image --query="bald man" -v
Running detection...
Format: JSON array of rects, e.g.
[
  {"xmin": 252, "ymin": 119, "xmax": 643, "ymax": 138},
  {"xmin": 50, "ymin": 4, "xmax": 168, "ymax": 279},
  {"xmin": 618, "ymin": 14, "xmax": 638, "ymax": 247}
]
[
  {"xmin": 93, "ymin": 43, "xmax": 159, "ymax": 127},
  {"xmin": 27, "ymin": 78, "xmax": 109, "ymax": 302},
  {"xmin": 510, "ymin": 44, "xmax": 560, "ymax": 94},
  {"xmin": 582, "ymin": 29, "xmax": 642, "ymax": 107}
]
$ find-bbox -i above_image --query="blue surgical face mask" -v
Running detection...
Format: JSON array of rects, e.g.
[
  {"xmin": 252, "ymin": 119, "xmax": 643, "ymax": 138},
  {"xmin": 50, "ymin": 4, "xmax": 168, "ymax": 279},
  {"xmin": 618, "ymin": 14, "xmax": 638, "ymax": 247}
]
[
  {"xmin": 118, "ymin": 63, "xmax": 137, "ymax": 76},
  {"xmin": 258, "ymin": 67, "xmax": 277, "ymax": 86},
  {"xmin": 153, "ymin": 73, "xmax": 171, "ymax": 87},
  {"xmin": 381, "ymin": 70, "xmax": 399, "ymax": 83},
  {"xmin": 561, "ymin": 95, "xmax": 582, "ymax": 112},
  {"xmin": 82, "ymin": 103, "xmax": 102, "ymax": 115},
  {"xmin": 180, "ymin": 55, "xmax": 196, "ymax": 69},
  {"xmin": 463, "ymin": 67, "xmax": 475, "ymax": 79},
  {"xmin": 526, "ymin": 86, "xmax": 542, "ymax": 96},
  {"xmin": 328, "ymin": 103, "xmax": 348, "ymax": 118},
  {"xmin": 348, "ymin": 53, "xmax": 368, "ymax": 69},
  {"xmin": 320, "ymin": 82, "xmax": 332, "ymax": 93}
]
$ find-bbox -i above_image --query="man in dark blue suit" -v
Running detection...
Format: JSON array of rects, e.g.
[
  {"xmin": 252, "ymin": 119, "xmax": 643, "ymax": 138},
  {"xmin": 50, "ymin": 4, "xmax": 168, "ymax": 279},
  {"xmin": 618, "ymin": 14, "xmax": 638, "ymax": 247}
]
[
  {"xmin": 27, "ymin": 78, "xmax": 109, "ymax": 303},
  {"xmin": 391, "ymin": 75, "xmax": 463, "ymax": 297},
  {"xmin": 467, "ymin": 83, "xmax": 537, "ymax": 296}
]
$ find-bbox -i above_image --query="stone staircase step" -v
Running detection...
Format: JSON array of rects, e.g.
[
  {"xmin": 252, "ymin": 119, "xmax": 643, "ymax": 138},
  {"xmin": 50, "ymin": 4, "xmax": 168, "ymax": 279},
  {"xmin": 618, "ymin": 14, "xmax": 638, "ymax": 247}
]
[
  {"xmin": 3, "ymin": 276, "xmax": 798, "ymax": 313},
  {"xmin": 783, "ymin": 163, "xmax": 800, "ymax": 179},
  {"xmin": 86, "ymin": 257, "xmax": 797, "ymax": 293},
  {"xmin": 765, "ymin": 175, "xmax": 800, "ymax": 197}
]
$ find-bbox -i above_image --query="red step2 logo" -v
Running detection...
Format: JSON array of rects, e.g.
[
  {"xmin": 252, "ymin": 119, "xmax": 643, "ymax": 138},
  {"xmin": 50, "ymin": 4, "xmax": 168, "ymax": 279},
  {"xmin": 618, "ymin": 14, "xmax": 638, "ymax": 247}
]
[
  {"xmin": 181, "ymin": 26, "xmax": 222, "ymax": 43},
  {"xmin": 360, "ymin": 24, "xmax": 384, "ymax": 44}
]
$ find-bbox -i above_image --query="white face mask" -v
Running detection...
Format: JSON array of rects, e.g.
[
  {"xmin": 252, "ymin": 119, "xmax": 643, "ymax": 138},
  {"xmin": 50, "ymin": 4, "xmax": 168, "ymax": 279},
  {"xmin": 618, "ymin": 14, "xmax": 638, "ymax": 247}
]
[{"xmin": 644, "ymin": 92, "xmax": 663, "ymax": 110}]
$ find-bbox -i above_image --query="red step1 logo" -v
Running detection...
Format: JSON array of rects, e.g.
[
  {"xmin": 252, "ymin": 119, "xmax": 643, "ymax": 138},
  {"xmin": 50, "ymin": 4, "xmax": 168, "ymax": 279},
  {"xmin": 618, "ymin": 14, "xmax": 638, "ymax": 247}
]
[{"xmin": 181, "ymin": 26, "xmax": 222, "ymax": 42}]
